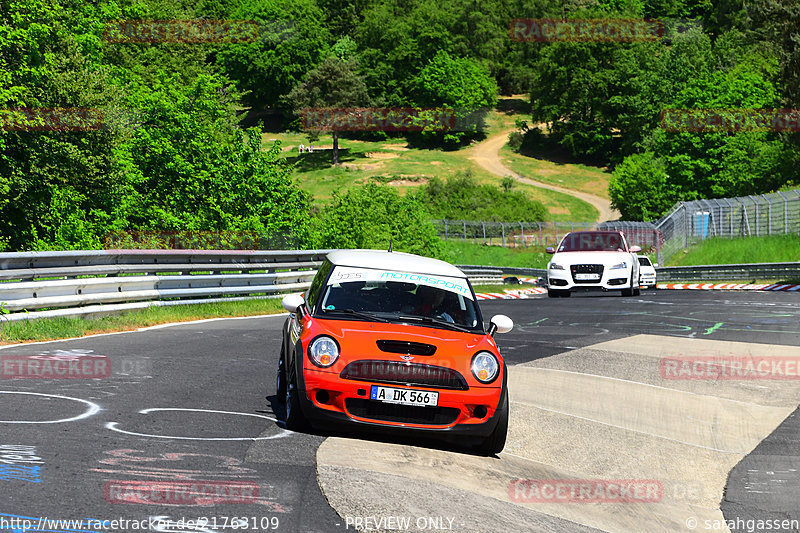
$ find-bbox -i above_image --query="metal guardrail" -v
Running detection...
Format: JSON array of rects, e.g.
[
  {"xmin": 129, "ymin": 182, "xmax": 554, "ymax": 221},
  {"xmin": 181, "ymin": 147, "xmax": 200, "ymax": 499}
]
[
  {"xmin": 0, "ymin": 249, "xmax": 332, "ymax": 321},
  {"xmin": 0, "ymin": 251, "xmax": 515, "ymax": 322},
  {"xmin": 460, "ymin": 262, "xmax": 800, "ymax": 285},
  {"xmin": 2, "ymin": 251, "xmax": 795, "ymax": 322},
  {"xmin": 656, "ymin": 262, "xmax": 800, "ymax": 283}
]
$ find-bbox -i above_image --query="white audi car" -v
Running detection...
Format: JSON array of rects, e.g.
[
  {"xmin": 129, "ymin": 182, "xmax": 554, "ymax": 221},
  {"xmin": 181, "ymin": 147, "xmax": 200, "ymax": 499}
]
[
  {"xmin": 638, "ymin": 255, "xmax": 657, "ymax": 289},
  {"xmin": 546, "ymin": 231, "xmax": 641, "ymax": 298}
]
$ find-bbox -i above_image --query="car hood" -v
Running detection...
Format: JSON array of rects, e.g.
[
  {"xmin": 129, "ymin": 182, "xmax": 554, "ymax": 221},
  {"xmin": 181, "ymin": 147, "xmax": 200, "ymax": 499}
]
[
  {"xmin": 549, "ymin": 251, "xmax": 633, "ymax": 266},
  {"xmin": 304, "ymin": 317, "xmax": 500, "ymax": 371}
]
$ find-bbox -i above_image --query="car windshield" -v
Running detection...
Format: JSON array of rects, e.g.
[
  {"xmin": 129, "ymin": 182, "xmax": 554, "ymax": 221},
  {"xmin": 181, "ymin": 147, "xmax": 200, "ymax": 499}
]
[
  {"xmin": 557, "ymin": 232, "xmax": 627, "ymax": 252},
  {"xmin": 638, "ymin": 257, "xmax": 652, "ymax": 266},
  {"xmin": 317, "ymin": 266, "xmax": 481, "ymax": 331}
]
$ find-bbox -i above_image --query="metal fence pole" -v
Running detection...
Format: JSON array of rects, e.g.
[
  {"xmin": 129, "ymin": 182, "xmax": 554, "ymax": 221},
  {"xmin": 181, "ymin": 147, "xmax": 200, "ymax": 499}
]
[
  {"xmin": 520, "ymin": 222, "xmax": 525, "ymax": 247},
  {"xmin": 444, "ymin": 220, "xmax": 448, "ymax": 240},
  {"xmin": 777, "ymin": 191, "xmax": 788, "ymax": 234},
  {"xmin": 463, "ymin": 220, "xmax": 467, "ymax": 241},
  {"xmin": 501, "ymin": 223, "xmax": 506, "ymax": 247},
  {"xmin": 482, "ymin": 222, "xmax": 486, "ymax": 243}
]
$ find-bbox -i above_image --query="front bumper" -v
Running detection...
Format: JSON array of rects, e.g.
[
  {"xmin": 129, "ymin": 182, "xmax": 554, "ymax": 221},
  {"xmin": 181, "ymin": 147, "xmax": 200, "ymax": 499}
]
[
  {"xmin": 548, "ymin": 268, "xmax": 633, "ymax": 291},
  {"xmin": 639, "ymin": 276, "xmax": 656, "ymax": 288},
  {"xmin": 296, "ymin": 363, "xmax": 506, "ymax": 439}
]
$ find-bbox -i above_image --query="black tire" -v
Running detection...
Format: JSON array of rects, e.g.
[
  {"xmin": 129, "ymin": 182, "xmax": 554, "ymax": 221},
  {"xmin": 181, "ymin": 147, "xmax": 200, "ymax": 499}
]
[
  {"xmin": 621, "ymin": 288, "xmax": 634, "ymax": 296},
  {"xmin": 560, "ymin": 290, "xmax": 571, "ymax": 298},
  {"xmin": 633, "ymin": 288, "xmax": 641, "ymax": 296},
  {"xmin": 547, "ymin": 289, "xmax": 559, "ymax": 298},
  {"xmin": 276, "ymin": 344, "xmax": 287, "ymax": 401},
  {"xmin": 475, "ymin": 393, "xmax": 509, "ymax": 456},
  {"xmin": 284, "ymin": 367, "xmax": 309, "ymax": 432}
]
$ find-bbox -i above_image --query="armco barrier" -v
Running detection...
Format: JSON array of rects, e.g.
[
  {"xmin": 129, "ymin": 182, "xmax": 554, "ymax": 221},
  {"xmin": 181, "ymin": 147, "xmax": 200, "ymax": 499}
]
[
  {"xmin": 2, "ymin": 251, "xmax": 795, "ymax": 322},
  {"xmin": 0, "ymin": 249, "xmax": 331, "ymax": 321},
  {"xmin": 655, "ymin": 262, "xmax": 800, "ymax": 283},
  {"xmin": 0, "ymin": 251, "xmax": 510, "ymax": 322}
]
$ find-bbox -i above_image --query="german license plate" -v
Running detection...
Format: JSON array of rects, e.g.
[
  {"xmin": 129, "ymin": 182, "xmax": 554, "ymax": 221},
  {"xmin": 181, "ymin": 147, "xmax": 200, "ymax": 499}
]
[
  {"xmin": 575, "ymin": 273, "xmax": 600, "ymax": 280},
  {"xmin": 370, "ymin": 386, "xmax": 438, "ymax": 407}
]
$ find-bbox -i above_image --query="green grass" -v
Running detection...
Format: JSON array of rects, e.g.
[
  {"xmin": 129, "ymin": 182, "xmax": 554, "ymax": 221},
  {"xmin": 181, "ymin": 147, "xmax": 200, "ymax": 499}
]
[
  {"xmin": 0, "ymin": 299, "xmax": 285, "ymax": 344},
  {"xmin": 667, "ymin": 235, "xmax": 800, "ymax": 266},
  {"xmin": 440, "ymin": 240, "xmax": 549, "ymax": 269},
  {"xmin": 265, "ymin": 100, "xmax": 599, "ymax": 222},
  {"xmin": 499, "ymin": 144, "xmax": 612, "ymax": 200}
]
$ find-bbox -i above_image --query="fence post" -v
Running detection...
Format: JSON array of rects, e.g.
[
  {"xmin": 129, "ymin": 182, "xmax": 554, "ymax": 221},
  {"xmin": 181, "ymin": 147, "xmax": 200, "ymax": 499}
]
[
  {"xmin": 750, "ymin": 195, "xmax": 760, "ymax": 236},
  {"xmin": 539, "ymin": 223, "xmax": 543, "ymax": 247},
  {"xmin": 683, "ymin": 204, "xmax": 688, "ymax": 248},
  {"xmin": 777, "ymin": 191, "xmax": 788, "ymax": 234},
  {"xmin": 762, "ymin": 194, "xmax": 772, "ymax": 234},
  {"xmin": 520, "ymin": 222, "xmax": 525, "ymax": 247},
  {"xmin": 482, "ymin": 222, "xmax": 486, "ymax": 243},
  {"xmin": 463, "ymin": 220, "xmax": 467, "ymax": 241},
  {"xmin": 501, "ymin": 223, "xmax": 505, "ymax": 247},
  {"xmin": 555, "ymin": 222, "xmax": 559, "ymax": 244},
  {"xmin": 444, "ymin": 220, "xmax": 448, "ymax": 241}
]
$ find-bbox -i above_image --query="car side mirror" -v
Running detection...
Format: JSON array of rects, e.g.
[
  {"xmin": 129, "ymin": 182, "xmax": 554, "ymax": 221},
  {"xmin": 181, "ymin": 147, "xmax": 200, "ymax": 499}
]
[
  {"xmin": 654, "ymin": 263, "xmax": 659, "ymax": 267},
  {"xmin": 630, "ymin": 245, "xmax": 642, "ymax": 253},
  {"xmin": 282, "ymin": 293, "xmax": 306, "ymax": 315},
  {"xmin": 488, "ymin": 314, "xmax": 513, "ymax": 336},
  {"xmin": 545, "ymin": 247, "xmax": 556, "ymax": 254}
]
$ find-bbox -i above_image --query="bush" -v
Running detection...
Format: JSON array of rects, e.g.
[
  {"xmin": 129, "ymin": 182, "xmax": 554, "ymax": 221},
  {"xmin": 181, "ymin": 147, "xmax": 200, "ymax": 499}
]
[
  {"xmin": 414, "ymin": 171, "xmax": 546, "ymax": 222},
  {"xmin": 311, "ymin": 183, "xmax": 441, "ymax": 256}
]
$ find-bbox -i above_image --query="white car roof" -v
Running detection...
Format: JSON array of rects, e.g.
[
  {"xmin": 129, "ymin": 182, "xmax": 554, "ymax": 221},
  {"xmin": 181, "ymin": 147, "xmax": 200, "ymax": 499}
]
[{"xmin": 326, "ymin": 249, "xmax": 466, "ymax": 278}]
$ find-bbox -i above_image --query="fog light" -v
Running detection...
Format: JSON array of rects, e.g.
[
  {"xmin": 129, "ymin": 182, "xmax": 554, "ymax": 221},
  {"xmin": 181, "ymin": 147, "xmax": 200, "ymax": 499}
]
[
  {"xmin": 315, "ymin": 390, "xmax": 330, "ymax": 404},
  {"xmin": 473, "ymin": 405, "xmax": 488, "ymax": 419}
]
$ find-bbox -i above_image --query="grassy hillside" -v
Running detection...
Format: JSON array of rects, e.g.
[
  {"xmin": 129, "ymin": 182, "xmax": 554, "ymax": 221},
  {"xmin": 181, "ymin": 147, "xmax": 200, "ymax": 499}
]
[
  {"xmin": 440, "ymin": 240, "xmax": 549, "ymax": 268},
  {"xmin": 265, "ymin": 100, "xmax": 604, "ymax": 222},
  {"xmin": 667, "ymin": 235, "xmax": 800, "ymax": 266}
]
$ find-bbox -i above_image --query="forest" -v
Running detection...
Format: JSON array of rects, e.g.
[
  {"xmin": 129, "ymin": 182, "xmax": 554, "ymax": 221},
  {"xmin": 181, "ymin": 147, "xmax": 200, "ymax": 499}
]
[{"xmin": 1, "ymin": 0, "xmax": 798, "ymax": 252}]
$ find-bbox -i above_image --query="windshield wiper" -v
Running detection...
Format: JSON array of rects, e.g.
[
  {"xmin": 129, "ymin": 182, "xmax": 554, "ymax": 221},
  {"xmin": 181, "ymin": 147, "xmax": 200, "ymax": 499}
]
[
  {"xmin": 322, "ymin": 308, "xmax": 390, "ymax": 323},
  {"xmin": 396, "ymin": 315, "xmax": 472, "ymax": 333}
]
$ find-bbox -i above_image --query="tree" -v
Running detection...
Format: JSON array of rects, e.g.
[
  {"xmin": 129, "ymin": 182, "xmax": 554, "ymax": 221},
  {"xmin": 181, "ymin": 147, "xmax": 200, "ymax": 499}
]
[
  {"xmin": 215, "ymin": 0, "xmax": 331, "ymax": 110},
  {"xmin": 285, "ymin": 56, "xmax": 370, "ymax": 165},
  {"xmin": 410, "ymin": 50, "xmax": 498, "ymax": 146},
  {"xmin": 312, "ymin": 183, "xmax": 441, "ymax": 256},
  {"xmin": 608, "ymin": 152, "xmax": 675, "ymax": 220}
]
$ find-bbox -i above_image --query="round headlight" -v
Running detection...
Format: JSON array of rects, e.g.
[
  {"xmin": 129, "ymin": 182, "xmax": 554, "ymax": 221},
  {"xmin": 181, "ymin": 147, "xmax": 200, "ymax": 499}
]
[
  {"xmin": 308, "ymin": 336, "xmax": 340, "ymax": 367},
  {"xmin": 471, "ymin": 351, "xmax": 500, "ymax": 384}
]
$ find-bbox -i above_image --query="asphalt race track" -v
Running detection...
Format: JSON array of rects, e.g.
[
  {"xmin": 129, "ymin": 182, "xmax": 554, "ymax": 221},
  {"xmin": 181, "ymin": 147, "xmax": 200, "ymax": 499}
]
[{"xmin": 1, "ymin": 290, "xmax": 798, "ymax": 533}]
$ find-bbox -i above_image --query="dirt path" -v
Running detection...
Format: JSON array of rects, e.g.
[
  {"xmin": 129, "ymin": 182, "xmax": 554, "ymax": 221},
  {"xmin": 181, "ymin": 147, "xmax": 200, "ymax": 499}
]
[{"xmin": 469, "ymin": 128, "xmax": 619, "ymax": 223}]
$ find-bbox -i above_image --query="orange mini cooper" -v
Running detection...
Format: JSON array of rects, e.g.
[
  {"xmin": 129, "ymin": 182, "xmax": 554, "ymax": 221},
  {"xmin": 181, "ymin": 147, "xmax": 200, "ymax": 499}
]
[{"xmin": 276, "ymin": 249, "xmax": 514, "ymax": 455}]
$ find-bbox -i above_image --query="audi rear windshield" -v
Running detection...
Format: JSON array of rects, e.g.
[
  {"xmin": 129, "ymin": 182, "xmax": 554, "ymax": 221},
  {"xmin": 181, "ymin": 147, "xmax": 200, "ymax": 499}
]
[
  {"xmin": 316, "ymin": 266, "xmax": 482, "ymax": 331},
  {"xmin": 557, "ymin": 232, "xmax": 629, "ymax": 252}
]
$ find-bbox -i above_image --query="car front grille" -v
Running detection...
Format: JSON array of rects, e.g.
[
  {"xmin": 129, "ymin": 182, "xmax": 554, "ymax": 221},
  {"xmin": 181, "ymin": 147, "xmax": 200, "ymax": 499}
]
[
  {"xmin": 345, "ymin": 398, "xmax": 460, "ymax": 426},
  {"xmin": 570, "ymin": 264, "xmax": 604, "ymax": 284},
  {"xmin": 376, "ymin": 340, "xmax": 436, "ymax": 356},
  {"xmin": 340, "ymin": 360, "xmax": 468, "ymax": 390}
]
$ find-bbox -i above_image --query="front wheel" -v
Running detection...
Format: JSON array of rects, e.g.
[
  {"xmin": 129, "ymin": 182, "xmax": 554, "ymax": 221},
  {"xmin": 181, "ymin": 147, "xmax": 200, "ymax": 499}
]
[
  {"xmin": 276, "ymin": 346, "xmax": 287, "ymax": 400},
  {"xmin": 475, "ymin": 393, "xmax": 509, "ymax": 456},
  {"xmin": 284, "ymin": 369, "xmax": 309, "ymax": 432}
]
